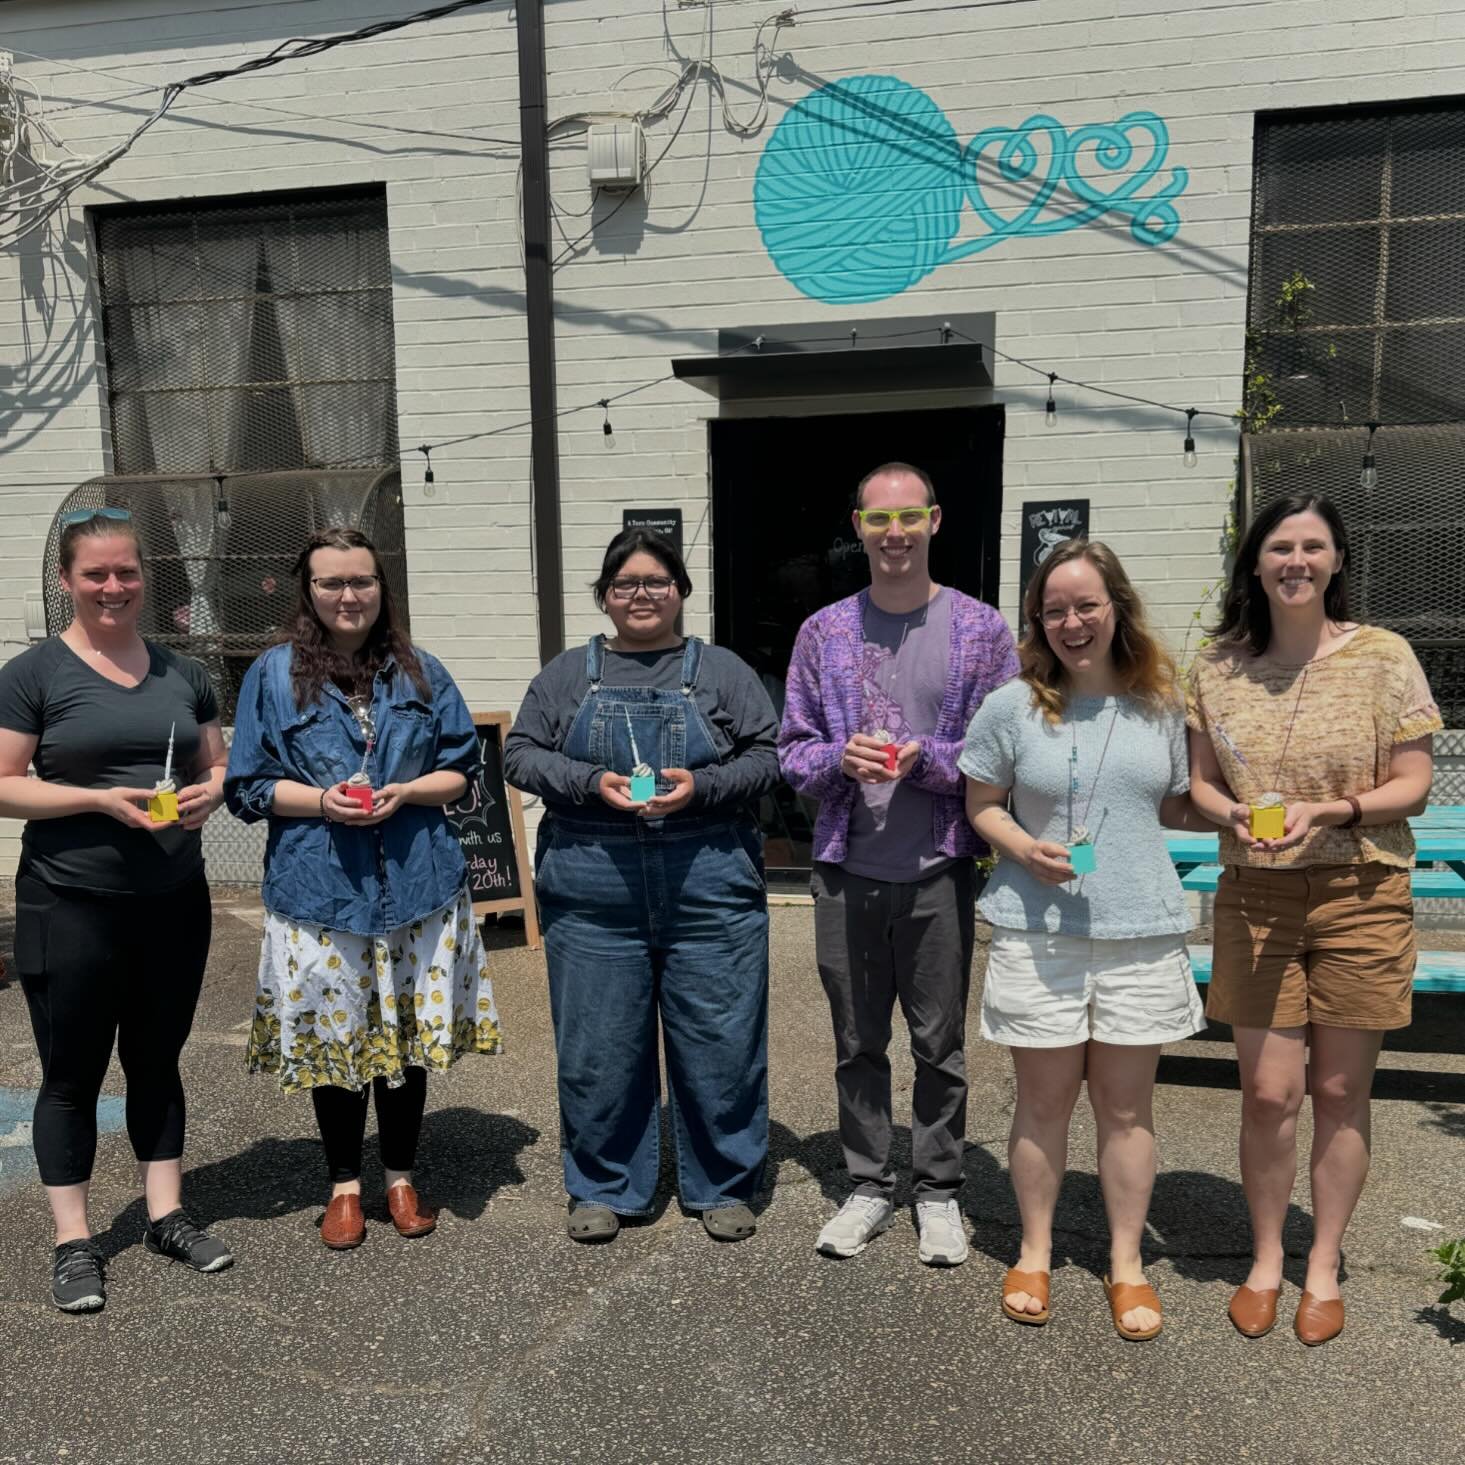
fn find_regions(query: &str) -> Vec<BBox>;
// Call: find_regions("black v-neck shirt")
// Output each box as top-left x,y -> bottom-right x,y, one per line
0,638 -> 219,893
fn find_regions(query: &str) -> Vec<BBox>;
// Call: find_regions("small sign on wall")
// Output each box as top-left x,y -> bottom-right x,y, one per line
1019,500 -> 1089,627
622,508 -> 683,555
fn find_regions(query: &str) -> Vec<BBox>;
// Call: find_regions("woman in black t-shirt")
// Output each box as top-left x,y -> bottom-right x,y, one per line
0,510 -> 233,1314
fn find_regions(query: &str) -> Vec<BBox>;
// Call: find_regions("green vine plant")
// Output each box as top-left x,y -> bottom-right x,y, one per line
1183,271 -> 1323,667
1433,1238 -> 1465,1307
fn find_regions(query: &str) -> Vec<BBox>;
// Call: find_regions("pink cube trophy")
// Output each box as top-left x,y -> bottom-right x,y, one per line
148,722 -> 180,823
341,697 -> 376,812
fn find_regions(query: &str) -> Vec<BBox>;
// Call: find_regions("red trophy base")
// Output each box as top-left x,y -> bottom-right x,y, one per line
341,783 -> 375,812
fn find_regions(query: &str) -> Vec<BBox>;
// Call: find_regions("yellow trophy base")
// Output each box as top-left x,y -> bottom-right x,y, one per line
1249,804 -> 1285,839
149,791 -> 180,823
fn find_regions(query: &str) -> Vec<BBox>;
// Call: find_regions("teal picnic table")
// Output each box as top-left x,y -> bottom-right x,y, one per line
1165,806 -> 1465,996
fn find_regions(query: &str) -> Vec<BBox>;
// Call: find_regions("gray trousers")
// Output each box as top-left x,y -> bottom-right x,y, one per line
811,860 -> 976,1203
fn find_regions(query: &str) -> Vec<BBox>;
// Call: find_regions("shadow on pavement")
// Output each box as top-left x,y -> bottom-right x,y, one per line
90,1106 -> 539,1259
1414,1305 -> 1465,1344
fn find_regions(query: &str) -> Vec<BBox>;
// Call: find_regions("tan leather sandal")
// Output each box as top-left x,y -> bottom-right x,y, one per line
1001,1267 -> 1050,1325
1104,1275 -> 1163,1341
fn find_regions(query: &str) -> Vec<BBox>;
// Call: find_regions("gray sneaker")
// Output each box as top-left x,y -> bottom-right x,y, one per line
915,1198 -> 969,1266
816,1194 -> 895,1258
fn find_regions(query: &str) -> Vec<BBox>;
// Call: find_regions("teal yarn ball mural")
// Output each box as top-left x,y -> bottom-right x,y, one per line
754,76 -> 1191,305
754,75 -> 966,306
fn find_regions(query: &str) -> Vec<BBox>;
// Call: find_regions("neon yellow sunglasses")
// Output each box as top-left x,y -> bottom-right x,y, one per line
856,506 -> 936,532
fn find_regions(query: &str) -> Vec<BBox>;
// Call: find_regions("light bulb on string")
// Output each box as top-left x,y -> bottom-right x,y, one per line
1359,422 -> 1379,490
213,473 -> 232,531
419,445 -> 435,498
1183,409 -> 1198,468
599,398 -> 616,449
1044,373 -> 1058,428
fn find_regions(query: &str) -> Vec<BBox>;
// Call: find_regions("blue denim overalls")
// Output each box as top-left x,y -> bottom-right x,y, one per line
535,635 -> 769,1215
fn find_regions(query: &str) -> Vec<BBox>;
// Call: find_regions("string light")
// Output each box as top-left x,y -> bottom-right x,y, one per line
598,398 -> 615,448
1183,408 -> 1198,468
1360,421 -> 1379,490
418,444 -> 435,497
213,473 -> 231,531
1044,373 -> 1057,428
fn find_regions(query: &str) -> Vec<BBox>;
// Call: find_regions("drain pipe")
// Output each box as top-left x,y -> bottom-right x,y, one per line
516,0 -> 565,664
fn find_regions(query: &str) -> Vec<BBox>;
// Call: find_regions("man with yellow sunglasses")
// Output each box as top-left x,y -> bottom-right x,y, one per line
778,462 -> 1018,1269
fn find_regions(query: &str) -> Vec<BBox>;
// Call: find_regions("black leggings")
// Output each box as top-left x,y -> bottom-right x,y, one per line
15,871 -> 211,1187
310,1068 -> 428,1183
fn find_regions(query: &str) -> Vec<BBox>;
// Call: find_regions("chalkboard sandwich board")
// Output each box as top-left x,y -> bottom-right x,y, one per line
444,712 -> 541,949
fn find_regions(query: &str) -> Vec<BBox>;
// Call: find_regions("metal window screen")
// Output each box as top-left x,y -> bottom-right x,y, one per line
93,185 -> 400,474
44,467 -> 408,723
1245,102 -> 1465,727
1242,427 -> 1465,727
1248,100 -> 1465,426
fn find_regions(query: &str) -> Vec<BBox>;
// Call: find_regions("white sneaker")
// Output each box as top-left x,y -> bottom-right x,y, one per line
916,1199 -> 969,1267
815,1194 -> 895,1258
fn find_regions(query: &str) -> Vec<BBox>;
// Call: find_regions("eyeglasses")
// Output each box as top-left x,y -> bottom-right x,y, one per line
311,575 -> 381,596
1038,599 -> 1111,629
856,507 -> 935,533
61,507 -> 133,527
607,576 -> 676,602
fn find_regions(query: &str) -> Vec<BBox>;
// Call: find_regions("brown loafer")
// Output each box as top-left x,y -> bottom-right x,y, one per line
386,1183 -> 437,1238
1294,1290 -> 1344,1346
1103,1275 -> 1163,1341
321,1193 -> 365,1250
1228,1284 -> 1280,1338
1001,1267 -> 1050,1325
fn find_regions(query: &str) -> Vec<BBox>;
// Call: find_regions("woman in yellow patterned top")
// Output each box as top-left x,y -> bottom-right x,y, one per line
1187,494 -> 1440,1347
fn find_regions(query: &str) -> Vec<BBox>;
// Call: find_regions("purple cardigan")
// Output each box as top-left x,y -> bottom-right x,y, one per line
777,588 -> 1019,866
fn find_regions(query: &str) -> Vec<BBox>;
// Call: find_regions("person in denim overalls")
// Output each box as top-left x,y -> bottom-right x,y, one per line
506,529 -> 779,1244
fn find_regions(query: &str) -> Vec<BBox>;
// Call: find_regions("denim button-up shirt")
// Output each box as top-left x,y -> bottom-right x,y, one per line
224,643 -> 480,937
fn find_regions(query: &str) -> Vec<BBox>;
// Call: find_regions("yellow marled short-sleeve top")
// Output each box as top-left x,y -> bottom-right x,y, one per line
1185,625 -> 1442,869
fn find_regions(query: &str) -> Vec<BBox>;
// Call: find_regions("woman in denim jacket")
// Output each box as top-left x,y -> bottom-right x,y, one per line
226,528 -> 501,1250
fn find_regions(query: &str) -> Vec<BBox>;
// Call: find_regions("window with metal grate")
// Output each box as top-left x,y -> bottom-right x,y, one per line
93,184 -> 400,475
1245,100 -> 1465,726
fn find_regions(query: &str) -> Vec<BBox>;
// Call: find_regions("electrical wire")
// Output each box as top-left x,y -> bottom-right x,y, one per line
0,0 -> 501,248
550,2 -> 795,270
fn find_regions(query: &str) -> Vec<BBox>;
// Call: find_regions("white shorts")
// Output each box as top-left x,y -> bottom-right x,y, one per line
982,928 -> 1205,1049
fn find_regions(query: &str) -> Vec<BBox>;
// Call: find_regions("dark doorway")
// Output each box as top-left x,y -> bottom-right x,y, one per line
710,404 -> 1005,880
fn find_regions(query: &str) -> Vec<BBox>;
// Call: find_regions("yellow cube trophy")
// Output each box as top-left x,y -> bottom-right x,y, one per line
149,722 -> 180,823
1250,791 -> 1286,840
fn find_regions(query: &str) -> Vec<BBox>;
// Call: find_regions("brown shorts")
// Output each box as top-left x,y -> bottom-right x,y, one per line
1209,862 -> 1414,1031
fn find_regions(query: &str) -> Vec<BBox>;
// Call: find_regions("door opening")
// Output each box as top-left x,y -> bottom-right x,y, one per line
710,404 -> 1005,881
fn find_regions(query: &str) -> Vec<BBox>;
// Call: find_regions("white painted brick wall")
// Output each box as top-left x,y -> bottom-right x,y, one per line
0,0 -> 1459,875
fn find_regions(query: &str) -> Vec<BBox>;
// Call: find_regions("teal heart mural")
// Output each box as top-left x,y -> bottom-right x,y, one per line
754,75 -> 1191,305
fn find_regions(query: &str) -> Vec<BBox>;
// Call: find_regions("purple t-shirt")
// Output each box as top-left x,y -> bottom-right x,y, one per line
841,588 -> 954,883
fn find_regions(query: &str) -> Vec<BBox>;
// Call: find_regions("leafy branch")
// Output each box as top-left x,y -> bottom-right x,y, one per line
1433,1238 -> 1465,1306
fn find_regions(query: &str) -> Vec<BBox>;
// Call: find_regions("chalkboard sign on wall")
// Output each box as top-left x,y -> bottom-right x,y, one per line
443,712 -> 541,949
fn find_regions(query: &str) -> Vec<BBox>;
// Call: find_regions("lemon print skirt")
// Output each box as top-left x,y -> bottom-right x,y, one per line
247,885 -> 503,1095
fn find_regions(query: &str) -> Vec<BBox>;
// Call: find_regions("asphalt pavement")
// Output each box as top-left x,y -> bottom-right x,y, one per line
1,889 -> 1462,1465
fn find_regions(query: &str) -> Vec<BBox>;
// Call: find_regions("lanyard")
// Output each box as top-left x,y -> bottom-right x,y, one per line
1068,705 -> 1120,842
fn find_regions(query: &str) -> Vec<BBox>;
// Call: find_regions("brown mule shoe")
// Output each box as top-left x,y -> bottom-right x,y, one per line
386,1183 -> 438,1238
1294,1291 -> 1344,1346
1228,1285 -> 1280,1338
321,1193 -> 366,1250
